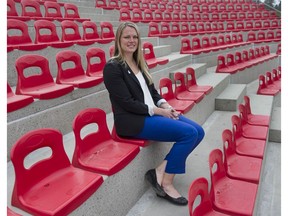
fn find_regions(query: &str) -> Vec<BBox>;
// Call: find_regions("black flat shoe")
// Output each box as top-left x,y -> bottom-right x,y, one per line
157,193 -> 188,206
145,169 -> 166,196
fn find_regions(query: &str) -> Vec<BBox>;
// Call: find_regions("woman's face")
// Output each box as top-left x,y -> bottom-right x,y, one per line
120,26 -> 139,56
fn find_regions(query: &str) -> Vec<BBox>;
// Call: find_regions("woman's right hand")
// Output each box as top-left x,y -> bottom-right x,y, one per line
153,107 -> 180,120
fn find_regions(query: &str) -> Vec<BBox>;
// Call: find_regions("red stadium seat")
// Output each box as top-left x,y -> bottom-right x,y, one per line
7,83 -> 34,113
21,0 -> 43,19
243,96 -> 270,126
10,128 -> 104,216
15,54 -> 74,99
257,74 -> 280,96
188,177 -> 229,216
209,149 -> 258,216
142,42 -> 169,69
64,3 -> 90,22
61,20 -> 82,42
159,77 -> 195,114
44,1 -> 64,20
100,21 -> 115,42
86,47 -> 106,77
174,72 -> 205,103
186,67 -> 213,94
7,19 -> 47,51
222,129 -> 262,184
231,115 -> 266,158
119,8 -> 131,21
82,21 -> 112,44
266,71 -> 281,91
131,8 -> 143,23
272,68 -> 281,89
148,22 -> 161,37
72,108 -> 140,175
56,50 -> 103,88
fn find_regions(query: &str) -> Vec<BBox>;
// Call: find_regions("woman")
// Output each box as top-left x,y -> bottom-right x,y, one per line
103,22 -> 205,206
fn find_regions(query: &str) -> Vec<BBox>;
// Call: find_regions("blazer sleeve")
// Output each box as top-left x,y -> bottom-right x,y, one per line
103,60 -> 150,115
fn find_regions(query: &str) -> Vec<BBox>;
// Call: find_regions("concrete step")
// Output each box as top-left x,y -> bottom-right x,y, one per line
215,84 -> 247,111
269,106 -> 281,143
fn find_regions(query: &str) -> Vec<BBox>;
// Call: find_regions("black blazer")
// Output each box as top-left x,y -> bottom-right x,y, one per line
103,59 -> 163,137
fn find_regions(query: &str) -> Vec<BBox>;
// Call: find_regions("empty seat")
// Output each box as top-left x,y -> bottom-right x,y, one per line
159,77 -> 195,114
174,72 -> 205,103
119,7 -> 131,21
21,0 -> 43,19
60,20 -> 83,43
15,54 -> 74,99
7,83 -> 34,112
64,3 -> 90,22
100,21 -> 115,42
222,129 -> 262,184
185,67 -> 213,94
56,50 -> 103,88
257,74 -> 280,96
131,8 -> 143,23
10,128 -> 104,216
44,1 -> 64,20
209,149 -> 258,216
188,177 -> 229,216
86,47 -> 106,77
231,115 -> 266,158
142,42 -> 169,69
34,20 -> 74,48
7,0 -> 30,21
72,108 -> 140,175
7,19 -> 48,51
243,95 -> 270,126
272,68 -> 281,89
266,71 -> 281,91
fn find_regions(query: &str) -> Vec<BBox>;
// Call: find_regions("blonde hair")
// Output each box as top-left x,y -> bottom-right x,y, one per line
112,22 -> 153,84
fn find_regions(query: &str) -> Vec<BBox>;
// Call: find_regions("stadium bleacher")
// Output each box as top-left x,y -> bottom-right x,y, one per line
7,0 -> 281,215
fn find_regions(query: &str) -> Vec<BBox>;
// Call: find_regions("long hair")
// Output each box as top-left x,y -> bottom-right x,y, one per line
113,22 -> 153,84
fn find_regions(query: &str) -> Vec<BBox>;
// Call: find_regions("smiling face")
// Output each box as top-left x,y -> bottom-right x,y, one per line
120,26 -> 139,58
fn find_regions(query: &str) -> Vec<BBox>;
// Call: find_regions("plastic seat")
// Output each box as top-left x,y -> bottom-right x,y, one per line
131,8 -> 143,23
7,19 -> 47,51
142,42 -> 169,69
34,20 -> 74,48
266,71 -> 281,91
15,54 -> 74,99
238,104 -> 269,140
44,1 -> 64,20
174,72 -> 205,103
148,22 -> 161,37
186,67 -> 213,94
188,177 -> 229,216
8,0 -> 30,20
222,129 -> 262,184
61,20 -> 82,43
201,36 -> 211,53
272,68 -> 281,89
154,9 -> 164,22
64,3 -> 90,22
7,83 -> 34,113
159,77 -> 195,114
21,0 -> 43,19
100,21 -> 115,42
243,95 -> 270,127
56,50 -> 103,88
11,128 -> 104,216
119,8 -> 131,21
72,108 -> 140,175
231,115 -> 266,158
86,47 -> 106,77
209,149 -> 258,216
216,55 -> 232,73
143,9 -> 154,23
257,74 -> 280,96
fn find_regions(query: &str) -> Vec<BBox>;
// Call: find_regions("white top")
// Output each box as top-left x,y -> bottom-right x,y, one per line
135,72 -> 166,116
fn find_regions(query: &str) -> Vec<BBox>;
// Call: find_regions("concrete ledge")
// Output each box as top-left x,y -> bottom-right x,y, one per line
215,84 -> 247,111
269,106 -> 281,143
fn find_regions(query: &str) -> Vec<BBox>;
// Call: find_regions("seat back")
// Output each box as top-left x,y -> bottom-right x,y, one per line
247,31 -> 256,42
231,114 -> 243,140
174,72 -> 187,94
186,67 -> 197,87
257,74 -> 268,94
265,71 -> 274,86
188,177 -> 214,216
132,8 -> 143,22
56,50 -> 85,82
11,128 -> 71,206
82,21 -> 100,40
191,37 -> 201,50
216,55 -> 226,71
159,77 -> 175,101
201,36 -> 210,49
234,51 -> 242,64
34,19 -> 61,43
180,38 -> 191,53
64,3 -> 80,19
44,1 -> 62,18
72,108 -> 111,164
86,47 -> 106,76
243,95 -> 252,115
7,19 -> 32,45
161,22 -> 171,35
210,35 -> 218,47
119,8 -> 131,21
61,20 -> 81,41
7,0 -> 18,16
15,54 -> 54,94
226,53 -> 235,67
222,129 -> 236,168
209,149 -> 226,201
142,42 -> 156,60
21,0 -> 42,17
100,21 -> 115,39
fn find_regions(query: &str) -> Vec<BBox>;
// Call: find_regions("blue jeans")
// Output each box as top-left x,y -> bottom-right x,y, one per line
133,115 -> 205,174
